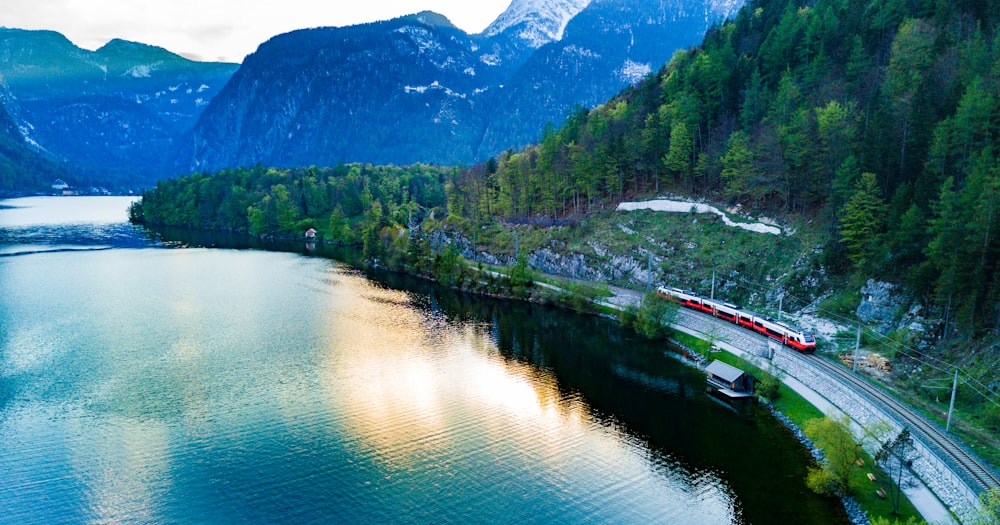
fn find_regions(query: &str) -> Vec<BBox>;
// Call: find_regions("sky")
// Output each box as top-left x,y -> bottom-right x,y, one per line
2,0 -> 513,63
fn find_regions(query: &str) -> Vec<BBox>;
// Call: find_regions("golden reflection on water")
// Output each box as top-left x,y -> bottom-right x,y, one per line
70,417 -> 171,525
317,268 -> 596,469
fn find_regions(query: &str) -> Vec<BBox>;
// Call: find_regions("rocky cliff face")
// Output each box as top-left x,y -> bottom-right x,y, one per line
0,77 -> 68,192
857,279 -> 927,335
187,0 -> 745,173
0,29 -> 237,187
189,13 -> 498,171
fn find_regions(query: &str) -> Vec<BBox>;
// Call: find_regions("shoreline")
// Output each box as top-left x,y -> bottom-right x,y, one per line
142,223 -> 970,524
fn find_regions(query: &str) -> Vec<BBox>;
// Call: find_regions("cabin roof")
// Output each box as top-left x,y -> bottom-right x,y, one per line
705,360 -> 745,383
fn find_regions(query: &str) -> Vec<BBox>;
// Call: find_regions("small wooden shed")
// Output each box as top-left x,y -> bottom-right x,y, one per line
705,360 -> 755,396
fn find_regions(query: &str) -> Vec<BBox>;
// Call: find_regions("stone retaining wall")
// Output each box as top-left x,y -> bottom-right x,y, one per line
668,310 -> 981,523
771,350 -> 981,523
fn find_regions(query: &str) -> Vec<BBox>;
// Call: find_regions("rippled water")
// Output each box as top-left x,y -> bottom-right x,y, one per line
0,197 -> 847,524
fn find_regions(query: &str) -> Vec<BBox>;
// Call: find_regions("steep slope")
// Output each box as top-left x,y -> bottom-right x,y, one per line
0,83 -> 68,192
476,0 -> 592,70
476,0 -> 744,158
188,0 -> 743,172
451,0 -> 1000,339
0,29 -> 238,187
483,0 -> 592,45
189,13 -> 496,172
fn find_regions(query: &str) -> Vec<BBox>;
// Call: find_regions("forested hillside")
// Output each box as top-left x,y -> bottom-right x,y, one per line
0,92 -> 67,192
133,164 -> 451,265
137,0 -> 1000,338
448,0 -> 1000,335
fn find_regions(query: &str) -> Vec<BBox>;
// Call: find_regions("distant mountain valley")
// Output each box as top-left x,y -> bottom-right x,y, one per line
0,0 -> 742,191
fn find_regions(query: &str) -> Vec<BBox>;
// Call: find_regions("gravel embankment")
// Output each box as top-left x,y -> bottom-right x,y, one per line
596,284 -> 978,524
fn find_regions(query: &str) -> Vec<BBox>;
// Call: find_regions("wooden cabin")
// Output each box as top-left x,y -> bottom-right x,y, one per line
705,360 -> 756,397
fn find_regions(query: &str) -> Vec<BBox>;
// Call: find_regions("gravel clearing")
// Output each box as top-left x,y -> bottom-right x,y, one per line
617,199 -> 783,235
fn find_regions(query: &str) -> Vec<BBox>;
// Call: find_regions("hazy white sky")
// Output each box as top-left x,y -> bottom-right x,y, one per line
2,0 -> 512,63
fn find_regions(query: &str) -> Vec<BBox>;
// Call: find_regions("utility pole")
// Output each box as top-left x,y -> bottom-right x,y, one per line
778,295 -> 783,321
853,325 -> 861,373
946,369 -> 959,433
711,270 -> 716,300
647,251 -> 653,290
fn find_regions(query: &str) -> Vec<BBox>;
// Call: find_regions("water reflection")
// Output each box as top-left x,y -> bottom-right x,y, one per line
311,269 -> 748,523
0,197 -> 847,524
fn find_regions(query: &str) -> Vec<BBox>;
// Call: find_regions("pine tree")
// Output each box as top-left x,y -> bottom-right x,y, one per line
840,172 -> 887,271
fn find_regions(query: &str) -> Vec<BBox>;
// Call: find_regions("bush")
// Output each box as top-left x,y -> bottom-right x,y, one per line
629,292 -> 678,340
756,372 -> 782,401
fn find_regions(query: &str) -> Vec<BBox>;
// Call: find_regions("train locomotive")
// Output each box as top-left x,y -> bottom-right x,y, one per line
656,286 -> 817,353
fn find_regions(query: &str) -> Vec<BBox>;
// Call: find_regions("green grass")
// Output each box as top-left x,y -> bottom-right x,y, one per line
695,349 -> 923,523
846,456 -> 922,521
533,274 -> 614,298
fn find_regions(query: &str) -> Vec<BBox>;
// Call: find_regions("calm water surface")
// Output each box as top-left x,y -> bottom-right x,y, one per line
0,197 -> 847,524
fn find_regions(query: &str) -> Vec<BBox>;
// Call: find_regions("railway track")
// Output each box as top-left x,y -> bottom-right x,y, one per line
669,304 -> 1000,495
603,286 -> 1000,496
796,351 -> 1000,495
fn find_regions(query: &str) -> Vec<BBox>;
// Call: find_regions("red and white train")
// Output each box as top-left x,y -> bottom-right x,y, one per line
656,286 -> 816,353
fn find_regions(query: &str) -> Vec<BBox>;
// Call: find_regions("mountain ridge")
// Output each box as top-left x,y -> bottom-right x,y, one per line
0,27 -> 238,189
186,0 -> 743,173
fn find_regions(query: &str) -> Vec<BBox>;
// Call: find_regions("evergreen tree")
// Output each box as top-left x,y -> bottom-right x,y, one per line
840,172 -> 887,271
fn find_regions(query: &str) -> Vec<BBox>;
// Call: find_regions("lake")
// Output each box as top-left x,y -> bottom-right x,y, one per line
0,196 -> 847,524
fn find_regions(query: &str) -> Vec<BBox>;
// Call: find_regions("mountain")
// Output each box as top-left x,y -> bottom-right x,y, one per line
448,0 -> 1000,339
0,28 -> 238,188
187,0 -> 743,173
477,0 -> 592,69
188,13 -> 496,171
0,81 -> 68,193
476,0 -> 743,157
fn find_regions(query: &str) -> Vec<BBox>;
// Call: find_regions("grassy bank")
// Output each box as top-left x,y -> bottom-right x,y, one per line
670,332 -> 923,523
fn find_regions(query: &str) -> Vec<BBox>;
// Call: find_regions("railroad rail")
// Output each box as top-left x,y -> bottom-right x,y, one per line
795,351 -> 1000,495
670,304 -> 1000,496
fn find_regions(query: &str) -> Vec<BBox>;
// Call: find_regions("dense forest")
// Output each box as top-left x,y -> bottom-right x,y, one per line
133,163 -> 460,270
135,0 -> 1000,336
447,0 -> 1000,334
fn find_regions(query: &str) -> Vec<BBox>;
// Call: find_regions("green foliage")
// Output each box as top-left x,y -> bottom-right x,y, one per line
135,163 -> 449,245
840,172 -> 887,271
755,371 -> 783,401
805,465 -> 840,497
433,244 -> 464,288
555,282 -> 603,313
974,488 -> 1000,525
869,517 -> 926,525
508,252 -> 534,297
431,0 -> 1000,334
627,292 -> 678,340
804,414 -> 861,497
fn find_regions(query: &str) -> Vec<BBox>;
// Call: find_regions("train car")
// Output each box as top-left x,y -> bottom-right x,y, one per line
656,286 -> 816,353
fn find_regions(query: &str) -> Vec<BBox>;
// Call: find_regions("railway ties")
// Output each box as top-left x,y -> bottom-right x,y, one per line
802,352 -> 1000,495
671,305 -> 1000,496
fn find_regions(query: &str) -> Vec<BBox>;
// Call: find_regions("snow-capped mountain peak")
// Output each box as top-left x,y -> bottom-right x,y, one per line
482,0 -> 592,48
